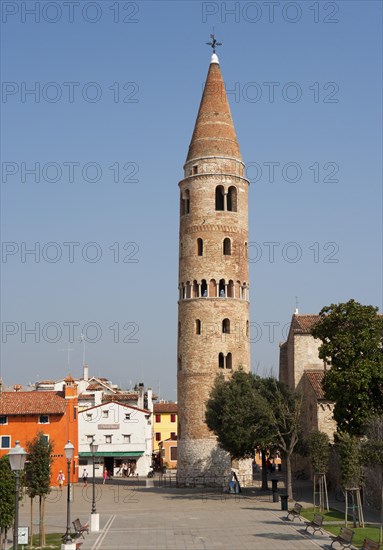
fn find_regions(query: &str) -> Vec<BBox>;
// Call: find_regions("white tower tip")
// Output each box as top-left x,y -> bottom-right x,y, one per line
210,53 -> 219,64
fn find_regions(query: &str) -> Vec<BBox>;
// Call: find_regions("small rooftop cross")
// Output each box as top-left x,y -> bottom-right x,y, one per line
206,33 -> 222,54
58,341 -> 74,368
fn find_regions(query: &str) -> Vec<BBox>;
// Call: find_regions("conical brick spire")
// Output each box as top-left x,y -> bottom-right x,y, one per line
186,55 -> 242,163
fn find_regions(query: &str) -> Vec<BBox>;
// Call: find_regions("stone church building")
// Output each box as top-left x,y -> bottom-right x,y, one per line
177,49 -> 251,480
279,312 -> 336,443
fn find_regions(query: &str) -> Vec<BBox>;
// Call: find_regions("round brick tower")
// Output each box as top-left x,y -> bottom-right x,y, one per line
177,52 -> 250,480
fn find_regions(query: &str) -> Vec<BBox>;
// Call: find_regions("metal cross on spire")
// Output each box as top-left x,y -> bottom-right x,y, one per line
206,33 -> 222,54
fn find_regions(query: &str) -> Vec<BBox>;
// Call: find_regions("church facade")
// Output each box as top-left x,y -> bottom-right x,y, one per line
177,51 -> 250,479
279,313 -> 336,442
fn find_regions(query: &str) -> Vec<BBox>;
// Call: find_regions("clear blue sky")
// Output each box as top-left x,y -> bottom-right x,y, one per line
1,0 -> 382,399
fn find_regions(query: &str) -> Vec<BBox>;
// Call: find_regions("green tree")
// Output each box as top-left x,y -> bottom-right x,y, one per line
336,431 -> 363,489
260,377 -> 303,499
0,456 -> 15,549
306,431 -> 330,474
335,431 -> 363,527
362,416 -> 383,543
205,371 -> 303,498
205,370 -> 273,490
25,432 -> 54,547
306,431 -> 330,511
311,299 -> 383,435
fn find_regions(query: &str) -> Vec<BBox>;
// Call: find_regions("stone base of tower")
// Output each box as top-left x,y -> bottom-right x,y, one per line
177,439 -> 231,485
231,457 -> 253,487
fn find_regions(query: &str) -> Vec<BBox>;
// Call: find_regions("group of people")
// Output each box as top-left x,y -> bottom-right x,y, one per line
116,461 -> 136,477
57,462 -> 137,489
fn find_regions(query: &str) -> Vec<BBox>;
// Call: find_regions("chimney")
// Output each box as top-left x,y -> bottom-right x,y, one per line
64,375 -> 78,398
138,383 -> 144,409
83,364 -> 89,382
13,384 -> 22,392
94,390 -> 102,406
147,388 -> 153,412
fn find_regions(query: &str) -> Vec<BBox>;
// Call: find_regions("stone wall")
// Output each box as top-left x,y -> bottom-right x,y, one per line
293,334 -> 322,389
177,438 -> 231,481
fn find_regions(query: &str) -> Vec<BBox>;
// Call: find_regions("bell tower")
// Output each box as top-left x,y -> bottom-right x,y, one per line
177,49 -> 250,479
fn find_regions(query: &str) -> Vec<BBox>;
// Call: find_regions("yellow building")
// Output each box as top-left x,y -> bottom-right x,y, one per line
153,402 -> 178,453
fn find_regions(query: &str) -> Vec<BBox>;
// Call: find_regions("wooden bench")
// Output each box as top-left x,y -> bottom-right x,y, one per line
330,527 -> 354,548
304,513 -> 324,535
287,502 -> 302,521
72,518 -> 89,539
362,539 -> 380,550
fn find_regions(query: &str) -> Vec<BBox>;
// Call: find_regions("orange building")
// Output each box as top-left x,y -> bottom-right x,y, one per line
0,377 -> 78,485
158,437 -> 178,470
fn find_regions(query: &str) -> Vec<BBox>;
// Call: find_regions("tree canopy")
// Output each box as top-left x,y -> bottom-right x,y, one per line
306,431 -> 330,474
205,370 -> 269,459
311,299 -> 383,435
205,370 -> 302,498
0,456 -> 15,548
25,432 -> 54,499
25,432 -> 54,546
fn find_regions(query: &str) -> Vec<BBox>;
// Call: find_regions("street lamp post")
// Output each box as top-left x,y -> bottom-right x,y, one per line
90,438 -> 100,532
8,440 -> 27,550
62,441 -> 74,545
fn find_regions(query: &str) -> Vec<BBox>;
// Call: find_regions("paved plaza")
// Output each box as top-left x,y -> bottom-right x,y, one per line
15,475 -> 380,550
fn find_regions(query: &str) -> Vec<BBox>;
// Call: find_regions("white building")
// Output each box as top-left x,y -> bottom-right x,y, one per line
78,399 -> 153,477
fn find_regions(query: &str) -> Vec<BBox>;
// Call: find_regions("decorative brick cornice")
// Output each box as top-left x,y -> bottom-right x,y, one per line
179,173 -> 249,187
185,224 -> 244,235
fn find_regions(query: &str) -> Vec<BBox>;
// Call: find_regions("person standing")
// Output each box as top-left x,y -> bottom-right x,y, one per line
103,467 -> 108,484
57,470 -> 65,491
82,469 -> 88,487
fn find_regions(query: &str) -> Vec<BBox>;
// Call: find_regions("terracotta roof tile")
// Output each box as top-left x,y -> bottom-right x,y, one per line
154,403 -> 178,414
101,393 -> 139,403
86,383 -> 104,391
291,314 -> 320,334
0,391 -> 66,415
186,61 -> 242,162
304,370 -> 326,399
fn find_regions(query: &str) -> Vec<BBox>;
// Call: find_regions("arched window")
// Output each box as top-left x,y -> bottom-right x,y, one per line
223,238 -> 231,255
196,319 -> 201,335
219,279 -> 226,297
227,280 -> 234,298
179,241 -> 183,258
178,322 -> 181,338
243,283 -> 248,301
192,280 -> 199,298
244,241 -> 248,258
222,319 -> 230,334
227,186 -> 237,212
201,279 -> 208,297
215,185 -> 224,211
236,280 -> 241,298
197,238 -> 203,256
209,278 -> 217,298
178,356 -> 182,371
218,353 -> 224,369
186,281 -> 191,299
180,189 -> 191,215
226,353 -> 232,369
246,320 -> 249,338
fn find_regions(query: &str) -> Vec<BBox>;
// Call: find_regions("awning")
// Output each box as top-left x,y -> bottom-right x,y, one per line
79,452 -> 144,457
